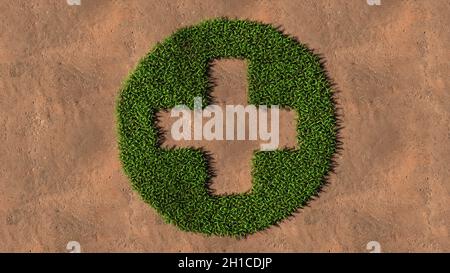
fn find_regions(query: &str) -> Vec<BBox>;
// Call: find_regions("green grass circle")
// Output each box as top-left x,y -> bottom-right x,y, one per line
117,18 -> 337,236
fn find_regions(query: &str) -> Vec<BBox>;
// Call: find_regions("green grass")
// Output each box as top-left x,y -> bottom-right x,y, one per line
116,18 -> 337,236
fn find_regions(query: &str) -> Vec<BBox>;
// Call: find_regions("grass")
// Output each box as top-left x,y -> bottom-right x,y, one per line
116,18 -> 337,236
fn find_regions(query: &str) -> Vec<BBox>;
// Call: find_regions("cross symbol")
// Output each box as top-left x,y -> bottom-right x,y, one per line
158,59 -> 297,195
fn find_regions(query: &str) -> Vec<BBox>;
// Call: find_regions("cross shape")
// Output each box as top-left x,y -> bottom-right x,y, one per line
158,60 -> 297,195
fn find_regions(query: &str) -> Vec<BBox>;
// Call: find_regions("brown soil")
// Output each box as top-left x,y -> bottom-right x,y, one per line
0,0 -> 449,252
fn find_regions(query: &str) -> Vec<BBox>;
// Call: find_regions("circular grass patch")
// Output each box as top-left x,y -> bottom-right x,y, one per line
117,18 -> 337,236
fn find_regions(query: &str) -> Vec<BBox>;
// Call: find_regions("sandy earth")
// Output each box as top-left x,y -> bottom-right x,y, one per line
0,0 -> 449,252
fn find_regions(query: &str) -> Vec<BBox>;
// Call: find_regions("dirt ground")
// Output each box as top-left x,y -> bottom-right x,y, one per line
1,0 -> 449,252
